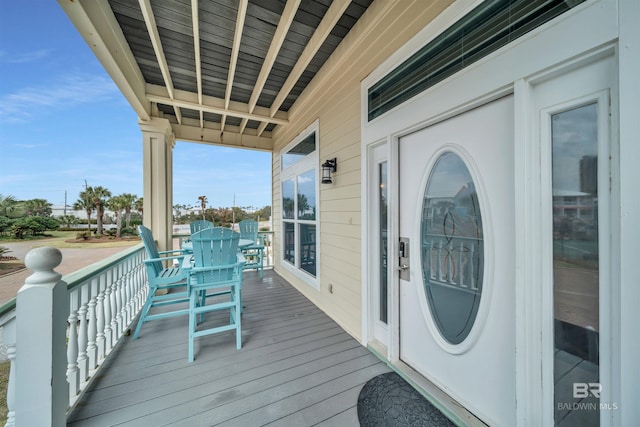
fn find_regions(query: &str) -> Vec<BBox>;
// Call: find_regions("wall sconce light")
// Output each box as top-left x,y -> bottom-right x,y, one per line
321,158 -> 337,184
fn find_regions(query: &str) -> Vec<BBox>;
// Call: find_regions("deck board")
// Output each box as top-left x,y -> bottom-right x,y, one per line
68,270 -> 390,426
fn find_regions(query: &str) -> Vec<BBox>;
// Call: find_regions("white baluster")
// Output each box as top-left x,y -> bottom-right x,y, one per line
137,259 -> 147,311
110,269 -> 119,342
103,270 -> 113,353
87,278 -> 98,370
118,263 -> 126,332
122,259 -> 131,327
446,240 -> 453,284
4,342 -> 15,427
458,241 -> 465,288
67,289 -> 80,400
129,261 -> 137,318
426,242 -> 433,280
77,285 -> 89,384
469,242 -> 476,290
112,267 -> 121,340
96,273 -> 106,362
437,239 -> 444,282
129,258 -> 139,323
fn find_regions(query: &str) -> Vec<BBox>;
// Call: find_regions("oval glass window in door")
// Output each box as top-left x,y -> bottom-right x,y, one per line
421,152 -> 484,345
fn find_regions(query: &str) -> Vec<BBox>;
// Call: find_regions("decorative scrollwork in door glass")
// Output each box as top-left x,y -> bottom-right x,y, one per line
420,152 -> 484,345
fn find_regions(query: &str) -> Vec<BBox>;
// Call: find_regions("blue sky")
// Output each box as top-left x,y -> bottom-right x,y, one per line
0,1 -> 272,211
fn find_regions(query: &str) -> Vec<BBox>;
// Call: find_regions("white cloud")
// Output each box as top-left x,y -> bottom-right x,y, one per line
6,49 -> 52,64
0,72 -> 119,123
13,143 -> 46,149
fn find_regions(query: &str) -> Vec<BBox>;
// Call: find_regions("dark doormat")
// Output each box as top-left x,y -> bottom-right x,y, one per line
358,372 -> 456,426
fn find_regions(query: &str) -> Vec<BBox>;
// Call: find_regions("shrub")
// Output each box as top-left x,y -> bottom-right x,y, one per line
121,227 -> 137,236
76,231 -> 90,240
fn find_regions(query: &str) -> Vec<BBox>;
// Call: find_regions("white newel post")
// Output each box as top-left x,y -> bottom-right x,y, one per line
15,247 -> 69,427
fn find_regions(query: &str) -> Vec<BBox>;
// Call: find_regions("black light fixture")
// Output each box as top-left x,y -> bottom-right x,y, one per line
321,158 -> 337,184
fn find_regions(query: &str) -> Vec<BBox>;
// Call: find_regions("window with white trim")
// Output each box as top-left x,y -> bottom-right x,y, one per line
281,121 -> 319,287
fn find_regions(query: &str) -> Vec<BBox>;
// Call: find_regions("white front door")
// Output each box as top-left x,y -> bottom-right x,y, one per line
398,95 -> 516,425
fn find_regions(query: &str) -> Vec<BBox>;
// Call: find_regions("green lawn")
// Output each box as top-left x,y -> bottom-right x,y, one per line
1,230 -> 140,249
0,360 -> 8,425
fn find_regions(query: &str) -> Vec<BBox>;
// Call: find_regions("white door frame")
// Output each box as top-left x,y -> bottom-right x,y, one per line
362,140 -> 393,353
519,54 -> 617,426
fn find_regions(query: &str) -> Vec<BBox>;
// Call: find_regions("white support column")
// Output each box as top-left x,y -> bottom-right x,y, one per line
140,117 -> 175,252
15,247 -> 68,427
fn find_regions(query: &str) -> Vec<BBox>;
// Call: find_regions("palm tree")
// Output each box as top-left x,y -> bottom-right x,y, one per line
198,195 -> 208,220
88,186 -> 112,235
74,191 -> 94,232
119,193 -> 137,229
107,195 -> 128,238
58,214 -> 78,228
134,197 -> 143,217
23,198 -> 52,217
0,194 -> 18,218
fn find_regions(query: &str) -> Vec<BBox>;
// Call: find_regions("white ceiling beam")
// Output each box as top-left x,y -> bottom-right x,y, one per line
191,0 -> 204,128
240,0 -> 301,134
139,0 -> 182,124
223,0 -> 248,133
191,0 -> 203,107
58,0 -> 151,120
256,121 -> 269,137
226,0 -> 248,110
146,85 -> 289,125
270,0 -> 351,118
172,121 -> 273,152
248,0 -> 301,113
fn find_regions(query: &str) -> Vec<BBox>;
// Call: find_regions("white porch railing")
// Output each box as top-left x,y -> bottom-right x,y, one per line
0,243 -> 146,427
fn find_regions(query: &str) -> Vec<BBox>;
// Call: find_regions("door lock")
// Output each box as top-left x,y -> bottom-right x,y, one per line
399,237 -> 410,281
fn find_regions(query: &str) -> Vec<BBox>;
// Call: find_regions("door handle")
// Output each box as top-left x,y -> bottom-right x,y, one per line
399,237 -> 410,280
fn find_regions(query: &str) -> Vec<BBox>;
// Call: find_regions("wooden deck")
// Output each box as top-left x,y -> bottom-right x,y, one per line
68,269 -> 390,426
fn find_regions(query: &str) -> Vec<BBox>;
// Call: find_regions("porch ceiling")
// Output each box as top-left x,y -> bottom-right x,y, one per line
59,0 -> 374,151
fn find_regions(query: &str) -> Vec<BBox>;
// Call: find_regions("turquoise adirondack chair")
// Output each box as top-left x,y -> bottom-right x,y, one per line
134,225 -> 190,340
238,219 -> 264,278
187,227 -> 244,362
182,220 -> 215,253
190,219 -> 214,235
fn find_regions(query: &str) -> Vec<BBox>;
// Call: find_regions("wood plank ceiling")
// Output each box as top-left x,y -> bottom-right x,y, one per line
106,0 -> 374,147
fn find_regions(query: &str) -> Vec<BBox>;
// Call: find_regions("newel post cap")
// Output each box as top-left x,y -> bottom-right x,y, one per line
24,247 -> 62,286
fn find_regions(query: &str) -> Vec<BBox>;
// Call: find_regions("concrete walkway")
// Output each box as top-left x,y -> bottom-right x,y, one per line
0,241 -> 135,305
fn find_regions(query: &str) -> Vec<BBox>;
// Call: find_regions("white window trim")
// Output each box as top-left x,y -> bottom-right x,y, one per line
280,120 -> 320,290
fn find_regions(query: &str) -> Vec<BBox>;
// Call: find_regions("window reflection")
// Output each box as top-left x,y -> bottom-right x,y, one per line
282,179 -> 295,219
299,224 -> 316,276
284,222 -> 295,265
379,162 -> 388,324
421,152 -> 484,345
297,170 -> 316,220
552,103 -> 599,426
